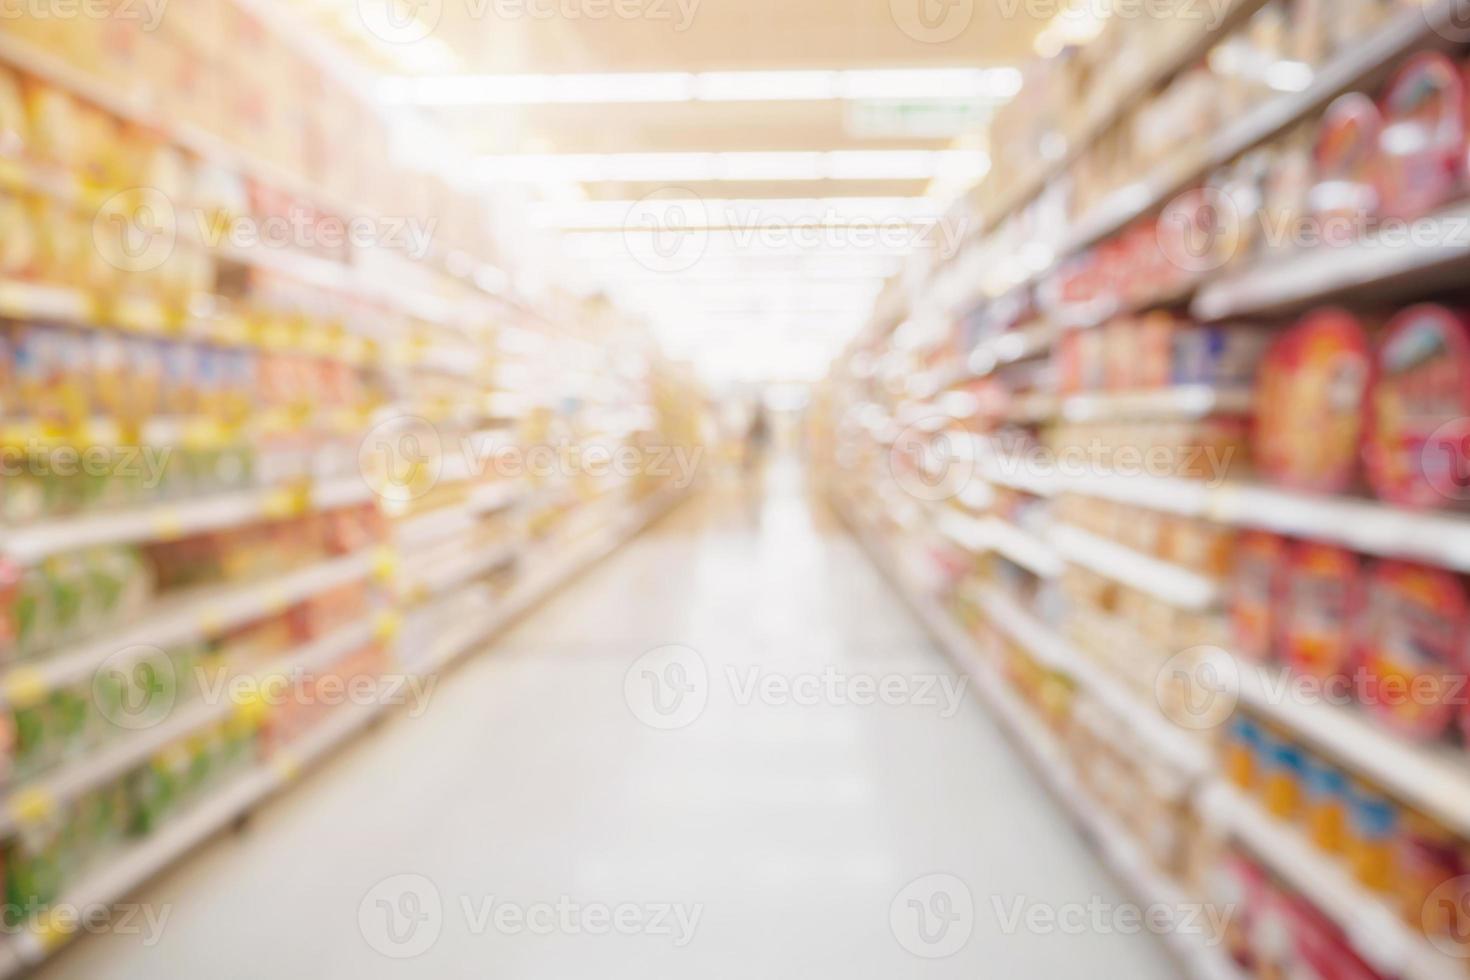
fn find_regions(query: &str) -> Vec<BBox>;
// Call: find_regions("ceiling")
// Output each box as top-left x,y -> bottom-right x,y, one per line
315,0 -> 1053,384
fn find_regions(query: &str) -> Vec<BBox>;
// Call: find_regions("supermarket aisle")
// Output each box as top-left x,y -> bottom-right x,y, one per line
39,464 -> 1174,980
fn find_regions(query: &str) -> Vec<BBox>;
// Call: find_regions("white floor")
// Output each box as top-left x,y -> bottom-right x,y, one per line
38,463 -> 1175,979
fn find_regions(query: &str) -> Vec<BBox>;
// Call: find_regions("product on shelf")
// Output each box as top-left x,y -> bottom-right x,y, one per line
1357,561 -> 1468,742
1376,53 -> 1468,221
1310,93 -> 1383,227
1232,532 -> 1289,664
1255,309 -> 1373,494
1364,304 -> 1470,510
1280,542 -> 1363,682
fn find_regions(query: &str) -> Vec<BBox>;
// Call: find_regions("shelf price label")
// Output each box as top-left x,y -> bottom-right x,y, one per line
8,787 -> 57,830
373,609 -> 403,642
371,546 -> 399,585
3,668 -> 48,711
262,481 -> 313,521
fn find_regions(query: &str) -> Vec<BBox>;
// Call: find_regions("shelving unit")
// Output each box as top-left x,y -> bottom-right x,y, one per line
0,487 -> 689,976
816,4 -> 1470,978
835,496 -> 1233,980
1234,661 -> 1470,838
1201,783 -> 1464,980
1048,524 -> 1223,611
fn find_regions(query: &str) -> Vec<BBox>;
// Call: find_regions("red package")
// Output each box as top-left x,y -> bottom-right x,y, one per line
1365,305 -> 1470,509
1232,531 -> 1290,662
1255,309 -> 1373,493
1377,53 -> 1467,220
1357,561 -> 1469,741
1281,542 -> 1363,682
1311,93 -> 1383,235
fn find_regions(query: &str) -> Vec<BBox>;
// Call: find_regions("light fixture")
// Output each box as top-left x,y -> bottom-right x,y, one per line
478,150 -> 990,184
382,68 -> 1024,107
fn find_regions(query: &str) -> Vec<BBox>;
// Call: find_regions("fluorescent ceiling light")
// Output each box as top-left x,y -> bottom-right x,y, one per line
479,150 -> 989,184
382,68 -> 1022,106
531,197 -> 948,230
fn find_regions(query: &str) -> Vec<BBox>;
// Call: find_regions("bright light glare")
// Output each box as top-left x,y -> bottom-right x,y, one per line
382,68 -> 1023,106
479,150 -> 990,183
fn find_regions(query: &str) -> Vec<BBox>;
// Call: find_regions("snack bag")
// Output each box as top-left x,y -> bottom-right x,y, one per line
1365,305 -> 1470,509
1357,561 -> 1468,741
1310,93 -> 1382,237
1377,53 -> 1467,220
1255,309 -> 1372,493
1232,531 -> 1289,662
1281,542 -> 1363,681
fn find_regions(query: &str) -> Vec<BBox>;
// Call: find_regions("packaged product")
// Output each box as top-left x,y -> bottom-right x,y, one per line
1224,714 -> 1263,789
1254,309 -> 1372,493
1345,783 -> 1399,892
4,824 -> 62,924
1310,93 -> 1383,233
0,68 -> 26,158
1357,561 -> 1468,741
1231,531 -> 1289,662
1261,730 -> 1306,820
1280,542 -> 1363,681
1398,810 -> 1462,931
1302,755 -> 1349,854
1173,325 -> 1269,388
1285,892 -> 1384,980
1377,53 -> 1467,220
1365,305 -> 1470,509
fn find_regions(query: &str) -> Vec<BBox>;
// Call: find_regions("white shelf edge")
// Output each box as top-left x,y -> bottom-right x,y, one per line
1049,523 -> 1223,611
0,619 -> 378,838
835,498 -> 1233,980
1235,661 -> 1470,838
973,586 -> 1212,775
1201,781 -> 1464,980
2,550 -> 379,705
980,466 -> 1470,575
3,477 -> 376,566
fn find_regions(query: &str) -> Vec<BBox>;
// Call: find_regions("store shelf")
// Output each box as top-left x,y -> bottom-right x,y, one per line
1058,386 -> 1253,424
0,618 -> 378,839
0,550 -> 381,707
965,0 -> 1269,237
1235,661 -> 1470,838
395,483 -> 526,550
1195,200 -> 1470,320
971,586 -> 1211,775
986,1 -> 1458,304
938,512 -> 1064,579
987,465 -> 1470,574
409,486 -> 689,677
0,488 -> 687,976
2,477 -> 377,566
836,498 -> 1230,978
403,541 -> 519,600
1202,782 -> 1463,980
1049,524 -> 1223,611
